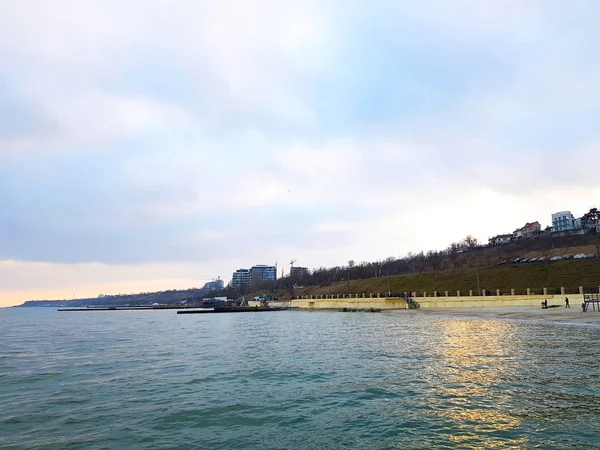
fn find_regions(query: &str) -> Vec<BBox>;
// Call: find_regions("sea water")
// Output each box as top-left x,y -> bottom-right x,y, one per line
1,308 -> 600,449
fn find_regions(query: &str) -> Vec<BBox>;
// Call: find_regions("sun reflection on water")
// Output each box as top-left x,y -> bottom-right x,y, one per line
428,318 -> 527,447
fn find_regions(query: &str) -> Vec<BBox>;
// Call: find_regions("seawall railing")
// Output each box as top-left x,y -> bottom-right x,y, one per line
294,286 -> 600,300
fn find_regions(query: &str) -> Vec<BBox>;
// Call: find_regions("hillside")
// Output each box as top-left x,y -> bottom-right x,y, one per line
18,288 -> 210,308
289,259 -> 600,298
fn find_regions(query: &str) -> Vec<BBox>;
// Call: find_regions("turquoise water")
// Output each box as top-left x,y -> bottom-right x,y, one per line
1,308 -> 600,449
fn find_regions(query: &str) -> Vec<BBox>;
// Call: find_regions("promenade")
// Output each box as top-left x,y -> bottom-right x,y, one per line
402,306 -> 600,324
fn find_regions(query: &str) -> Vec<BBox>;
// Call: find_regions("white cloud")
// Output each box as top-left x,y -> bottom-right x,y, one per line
1,0 -> 600,303
0,88 -> 197,157
50,91 -> 195,141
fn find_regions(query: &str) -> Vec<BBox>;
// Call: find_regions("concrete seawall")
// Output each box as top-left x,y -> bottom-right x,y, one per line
416,294 -> 582,308
290,294 -> 582,310
291,297 -> 409,310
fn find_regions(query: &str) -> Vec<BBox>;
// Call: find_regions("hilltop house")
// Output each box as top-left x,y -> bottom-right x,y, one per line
521,221 -> 541,238
488,234 -> 513,246
512,221 -> 541,239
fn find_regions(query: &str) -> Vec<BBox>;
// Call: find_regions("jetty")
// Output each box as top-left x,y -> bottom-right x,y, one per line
177,305 -> 290,314
59,306 -> 199,312
58,304 -> 290,314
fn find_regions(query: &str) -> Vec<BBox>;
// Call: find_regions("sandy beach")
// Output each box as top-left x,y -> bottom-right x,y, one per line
398,306 -> 600,324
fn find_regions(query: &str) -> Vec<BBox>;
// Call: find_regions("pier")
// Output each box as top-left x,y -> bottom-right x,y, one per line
177,306 -> 290,314
58,305 -> 290,313
59,306 -> 200,312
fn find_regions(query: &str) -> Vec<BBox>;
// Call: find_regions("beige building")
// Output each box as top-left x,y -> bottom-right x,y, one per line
514,221 -> 541,239
521,221 -> 541,238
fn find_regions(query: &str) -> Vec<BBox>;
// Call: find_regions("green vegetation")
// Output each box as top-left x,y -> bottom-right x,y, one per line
292,259 -> 600,297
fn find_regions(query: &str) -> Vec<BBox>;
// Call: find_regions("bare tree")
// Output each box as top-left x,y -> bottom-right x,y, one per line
463,235 -> 479,248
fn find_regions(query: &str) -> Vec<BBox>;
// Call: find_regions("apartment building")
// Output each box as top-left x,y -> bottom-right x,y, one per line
231,269 -> 250,289
552,211 -> 575,232
249,265 -> 277,282
290,266 -> 309,277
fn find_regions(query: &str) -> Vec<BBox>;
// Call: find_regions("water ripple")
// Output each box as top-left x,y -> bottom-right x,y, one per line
1,308 -> 600,449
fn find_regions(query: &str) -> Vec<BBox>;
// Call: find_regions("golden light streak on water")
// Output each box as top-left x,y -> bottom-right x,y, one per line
433,318 -> 527,447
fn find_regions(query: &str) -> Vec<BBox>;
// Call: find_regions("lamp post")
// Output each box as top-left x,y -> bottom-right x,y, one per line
474,254 -> 481,295
346,267 -> 350,294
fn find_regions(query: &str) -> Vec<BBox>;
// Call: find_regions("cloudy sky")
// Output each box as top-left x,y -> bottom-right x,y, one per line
1,0 -> 599,306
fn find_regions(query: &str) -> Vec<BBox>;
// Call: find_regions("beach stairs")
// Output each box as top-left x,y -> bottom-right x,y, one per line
583,293 -> 600,312
403,296 -> 420,309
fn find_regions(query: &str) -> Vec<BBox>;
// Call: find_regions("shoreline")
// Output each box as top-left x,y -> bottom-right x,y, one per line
394,305 -> 600,324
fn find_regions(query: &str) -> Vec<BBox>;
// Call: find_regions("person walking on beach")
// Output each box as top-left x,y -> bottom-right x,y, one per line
565,297 -> 570,308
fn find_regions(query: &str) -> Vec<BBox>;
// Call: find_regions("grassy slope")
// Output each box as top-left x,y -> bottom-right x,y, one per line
291,259 -> 600,297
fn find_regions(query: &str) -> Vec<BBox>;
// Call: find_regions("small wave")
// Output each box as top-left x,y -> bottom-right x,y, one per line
61,415 -> 91,425
48,396 -> 88,406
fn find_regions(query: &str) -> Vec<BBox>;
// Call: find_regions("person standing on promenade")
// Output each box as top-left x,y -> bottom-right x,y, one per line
565,297 -> 570,308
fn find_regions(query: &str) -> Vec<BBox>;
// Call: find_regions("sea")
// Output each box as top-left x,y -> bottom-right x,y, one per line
1,307 -> 600,449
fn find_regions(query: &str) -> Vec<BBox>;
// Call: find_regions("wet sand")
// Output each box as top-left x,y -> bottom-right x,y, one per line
398,306 -> 600,324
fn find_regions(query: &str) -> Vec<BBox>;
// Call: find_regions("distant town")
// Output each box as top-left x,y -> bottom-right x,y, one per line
227,208 -> 600,291
488,209 -> 600,246
17,207 -> 600,308
81,206 -> 600,298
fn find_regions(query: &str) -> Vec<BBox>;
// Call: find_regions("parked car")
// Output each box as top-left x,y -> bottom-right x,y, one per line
562,254 -> 574,259
550,256 -> 562,261
574,253 -> 587,259
587,254 -> 597,259
537,256 -> 548,262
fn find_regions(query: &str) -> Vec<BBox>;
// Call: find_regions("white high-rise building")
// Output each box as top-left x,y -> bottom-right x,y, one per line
551,211 -> 575,232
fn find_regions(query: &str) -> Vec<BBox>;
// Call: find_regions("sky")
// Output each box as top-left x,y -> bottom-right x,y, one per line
1,0 -> 600,306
